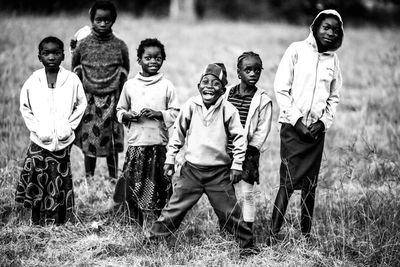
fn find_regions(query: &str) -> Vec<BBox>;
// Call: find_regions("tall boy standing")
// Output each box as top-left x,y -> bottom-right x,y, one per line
148,63 -> 255,251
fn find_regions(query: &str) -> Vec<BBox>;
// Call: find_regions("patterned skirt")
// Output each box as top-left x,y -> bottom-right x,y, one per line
15,142 -> 74,214
74,91 -> 124,157
121,145 -> 172,211
279,123 -> 325,191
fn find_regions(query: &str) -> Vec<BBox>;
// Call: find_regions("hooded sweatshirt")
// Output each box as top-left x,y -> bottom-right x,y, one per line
19,66 -> 87,151
116,72 -> 179,146
274,9 -> 344,130
165,95 -> 246,171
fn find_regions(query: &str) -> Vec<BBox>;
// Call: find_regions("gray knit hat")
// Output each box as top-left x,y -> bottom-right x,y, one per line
200,63 -> 228,86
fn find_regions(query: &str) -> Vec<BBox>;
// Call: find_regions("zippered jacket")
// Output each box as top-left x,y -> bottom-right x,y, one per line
224,86 -> 272,152
274,9 -> 343,130
20,66 -> 87,151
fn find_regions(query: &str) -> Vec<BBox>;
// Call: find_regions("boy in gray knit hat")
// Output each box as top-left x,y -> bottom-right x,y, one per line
147,63 -> 258,254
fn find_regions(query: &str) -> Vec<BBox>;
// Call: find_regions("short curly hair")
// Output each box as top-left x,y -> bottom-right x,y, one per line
38,36 -> 64,53
89,0 -> 117,22
137,38 -> 166,60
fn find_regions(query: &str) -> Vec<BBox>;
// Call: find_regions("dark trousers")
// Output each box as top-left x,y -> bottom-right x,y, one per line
270,186 -> 316,237
149,162 -> 254,248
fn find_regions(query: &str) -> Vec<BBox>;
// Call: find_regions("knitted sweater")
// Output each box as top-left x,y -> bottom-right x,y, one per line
71,31 -> 129,95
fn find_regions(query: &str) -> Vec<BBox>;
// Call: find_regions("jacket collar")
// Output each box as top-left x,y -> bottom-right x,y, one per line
37,66 -> 69,89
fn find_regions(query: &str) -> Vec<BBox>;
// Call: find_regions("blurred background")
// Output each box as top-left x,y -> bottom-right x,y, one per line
1,0 -> 399,25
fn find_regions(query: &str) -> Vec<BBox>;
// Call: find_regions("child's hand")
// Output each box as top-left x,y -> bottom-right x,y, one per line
308,120 -> 325,140
122,112 -> 140,125
163,164 -> 175,180
230,169 -> 242,184
70,39 -> 77,50
294,118 -> 314,142
56,121 -> 73,141
140,108 -> 163,120
36,125 -> 53,144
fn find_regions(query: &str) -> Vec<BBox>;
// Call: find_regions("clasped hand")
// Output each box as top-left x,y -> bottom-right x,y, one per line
163,163 -> 175,181
230,169 -> 242,184
294,118 -> 325,142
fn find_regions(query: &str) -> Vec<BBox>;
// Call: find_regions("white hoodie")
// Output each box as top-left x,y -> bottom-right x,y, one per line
274,9 -> 344,130
20,66 -> 87,151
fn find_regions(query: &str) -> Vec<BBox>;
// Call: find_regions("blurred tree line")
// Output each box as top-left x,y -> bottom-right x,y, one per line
0,0 -> 399,25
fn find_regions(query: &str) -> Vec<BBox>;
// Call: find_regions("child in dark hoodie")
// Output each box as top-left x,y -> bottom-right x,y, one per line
270,9 -> 344,244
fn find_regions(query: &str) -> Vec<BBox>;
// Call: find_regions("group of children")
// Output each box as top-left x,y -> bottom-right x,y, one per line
15,0 -> 344,254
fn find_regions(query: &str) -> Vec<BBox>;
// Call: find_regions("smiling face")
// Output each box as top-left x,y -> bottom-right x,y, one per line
198,74 -> 225,108
315,16 -> 341,52
138,46 -> 163,77
238,56 -> 262,87
92,9 -> 114,35
38,42 -> 64,72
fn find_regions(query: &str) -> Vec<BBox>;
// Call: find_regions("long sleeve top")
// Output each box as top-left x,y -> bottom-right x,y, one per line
116,73 -> 179,146
166,95 -> 246,171
19,66 -> 87,151
274,30 -> 342,130
224,86 -> 272,152
71,31 -> 129,95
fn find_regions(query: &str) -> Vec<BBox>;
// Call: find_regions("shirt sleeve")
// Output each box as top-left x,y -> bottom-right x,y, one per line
248,99 -> 272,151
226,106 -> 246,171
19,77 -> 39,133
274,44 -> 303,126
320,56 -> 342,130
165,101 -> 192,165
160,81 -> 180,128
69,75 -> 87,130
116,84 -> 130,123
121,41 -> 130,74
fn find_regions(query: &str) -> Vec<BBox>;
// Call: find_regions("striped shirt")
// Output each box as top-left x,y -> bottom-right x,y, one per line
227,85 -> 255,127
227,85 -> 256,152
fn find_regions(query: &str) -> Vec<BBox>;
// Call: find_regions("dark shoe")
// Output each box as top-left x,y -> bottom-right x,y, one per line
266,234 -> 278,247
239,246 -> 261,258
246,221 -> 253,231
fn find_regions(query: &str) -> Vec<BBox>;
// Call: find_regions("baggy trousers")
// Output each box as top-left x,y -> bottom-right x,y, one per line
149,162 -> 254,248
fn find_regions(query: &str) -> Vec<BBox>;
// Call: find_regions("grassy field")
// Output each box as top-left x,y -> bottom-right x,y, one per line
1,14 -> 400,266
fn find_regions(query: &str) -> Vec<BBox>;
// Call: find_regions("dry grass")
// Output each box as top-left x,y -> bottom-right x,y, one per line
1,14 -> 400,266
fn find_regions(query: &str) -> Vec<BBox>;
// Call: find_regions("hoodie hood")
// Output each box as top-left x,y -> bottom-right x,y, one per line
134,72 -> 164,86
309,9 -> 344,52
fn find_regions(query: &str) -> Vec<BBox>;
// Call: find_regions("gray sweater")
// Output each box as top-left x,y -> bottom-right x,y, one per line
71,31 -> 130,95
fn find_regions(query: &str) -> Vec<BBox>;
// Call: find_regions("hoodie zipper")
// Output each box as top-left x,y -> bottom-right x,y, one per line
305,54 -> 319,126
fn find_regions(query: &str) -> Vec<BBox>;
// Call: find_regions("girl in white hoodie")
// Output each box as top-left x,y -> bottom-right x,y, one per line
114,38 -> 179,224
225,51 -> 272,231
270,10 -> 344,243
16,36 -> 87,225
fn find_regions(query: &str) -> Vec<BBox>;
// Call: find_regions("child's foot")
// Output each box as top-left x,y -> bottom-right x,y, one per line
239,245 -> 261,258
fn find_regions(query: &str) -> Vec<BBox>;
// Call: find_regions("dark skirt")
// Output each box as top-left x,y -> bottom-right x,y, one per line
120,145 -> 172,211
74,91 -> 124,157
15,142 -> 74,215
242,146 -> 261,185
279,123 -> 325,190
